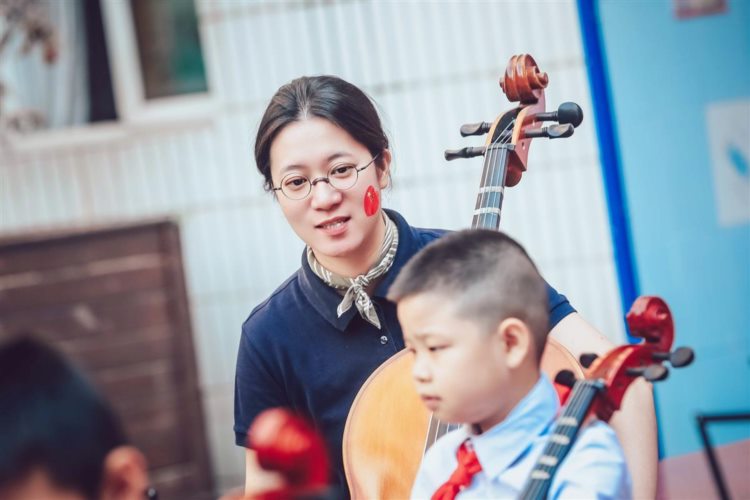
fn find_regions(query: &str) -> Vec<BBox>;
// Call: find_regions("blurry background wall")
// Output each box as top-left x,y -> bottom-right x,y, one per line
599,0 -> 749,457
594,0 -> 749,496
0,0 -> 745,497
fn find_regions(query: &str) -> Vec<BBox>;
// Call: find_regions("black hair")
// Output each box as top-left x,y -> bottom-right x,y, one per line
0,335 -> 128,498
388,229 -> 549,360
254,75 -> 389,192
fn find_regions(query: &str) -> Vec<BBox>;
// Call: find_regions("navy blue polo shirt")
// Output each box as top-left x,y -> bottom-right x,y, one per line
233,209 -> 575,493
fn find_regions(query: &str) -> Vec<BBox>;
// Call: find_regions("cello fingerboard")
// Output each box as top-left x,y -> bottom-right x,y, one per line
519,379 -> 604,500
472,145 -> 510,231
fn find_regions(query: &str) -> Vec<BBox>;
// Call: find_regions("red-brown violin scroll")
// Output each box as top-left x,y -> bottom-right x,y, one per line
499,54 -> 548,104
248,408 -> 330,500
520,296 -> 695,500
493,53 -> 549,187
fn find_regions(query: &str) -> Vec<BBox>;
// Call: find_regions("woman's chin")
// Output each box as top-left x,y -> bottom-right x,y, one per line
310,238 -> 359,261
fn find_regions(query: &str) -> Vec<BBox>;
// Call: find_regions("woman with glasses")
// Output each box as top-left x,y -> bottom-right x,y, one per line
234,75 -> 656,498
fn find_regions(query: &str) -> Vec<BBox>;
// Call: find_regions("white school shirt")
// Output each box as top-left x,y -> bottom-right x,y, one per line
410,375 -> 632,499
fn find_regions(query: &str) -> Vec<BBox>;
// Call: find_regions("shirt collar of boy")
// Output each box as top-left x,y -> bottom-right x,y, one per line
462,374 -> 559,479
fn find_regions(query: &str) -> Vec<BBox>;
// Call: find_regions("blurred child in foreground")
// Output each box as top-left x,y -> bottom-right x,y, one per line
0,336 -> 152,500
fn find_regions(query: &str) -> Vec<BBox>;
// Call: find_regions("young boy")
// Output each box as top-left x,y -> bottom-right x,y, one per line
0,335 -> 153,500
387,229 -> 631,499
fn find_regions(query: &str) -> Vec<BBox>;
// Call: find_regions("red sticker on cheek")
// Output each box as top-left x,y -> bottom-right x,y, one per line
364,185 -> 380,217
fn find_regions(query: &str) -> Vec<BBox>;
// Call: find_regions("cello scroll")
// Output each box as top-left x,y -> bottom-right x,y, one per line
445,54 -> 583,187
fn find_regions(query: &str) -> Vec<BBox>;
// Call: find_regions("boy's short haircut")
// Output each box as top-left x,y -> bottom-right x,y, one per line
388,229 -> 549,360
0,335 -> 128,498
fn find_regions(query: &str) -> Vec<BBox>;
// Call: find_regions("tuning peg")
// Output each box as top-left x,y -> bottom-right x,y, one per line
444,146 -> 486,161
579,353 -> 598,368
652,347 -> 695,368
523,123 -> 574,140
534,102 -> 584,128
670,347 -> 695,368
554,369 -> 577,388
627,364 -> 669,382
460,122 -> 492,137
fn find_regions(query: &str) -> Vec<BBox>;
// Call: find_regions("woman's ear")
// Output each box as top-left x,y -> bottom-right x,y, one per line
100,446 -> 150,500
377,149 -> 392,189
495,318 -> 533,369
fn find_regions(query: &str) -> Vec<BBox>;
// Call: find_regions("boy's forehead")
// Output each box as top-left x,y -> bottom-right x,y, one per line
397,290 -> 454,313
398,293 -> 475,338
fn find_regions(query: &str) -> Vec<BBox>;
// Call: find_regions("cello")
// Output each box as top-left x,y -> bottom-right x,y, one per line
343,54 -> 586,498
520,296 -> 693,499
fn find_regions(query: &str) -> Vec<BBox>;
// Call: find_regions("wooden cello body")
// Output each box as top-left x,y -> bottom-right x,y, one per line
343,54 -> 586,498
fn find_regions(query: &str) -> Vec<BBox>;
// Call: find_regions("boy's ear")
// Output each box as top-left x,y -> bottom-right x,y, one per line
377,149 -> 392,189
496,317 -> 533,369
100,446 -> 149,500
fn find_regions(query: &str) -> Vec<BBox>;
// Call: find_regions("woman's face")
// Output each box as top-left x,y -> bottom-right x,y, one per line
269,117 -> 390,270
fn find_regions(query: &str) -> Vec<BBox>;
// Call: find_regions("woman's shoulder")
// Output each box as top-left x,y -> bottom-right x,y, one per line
411,224 -> 449,247
394,210 -> 450,248
387,209 -> 448,248
241,270 -> 305,336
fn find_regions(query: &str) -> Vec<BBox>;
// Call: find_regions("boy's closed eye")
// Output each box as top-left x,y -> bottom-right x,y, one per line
427,345 -> 448,352
404,343 -> 449,353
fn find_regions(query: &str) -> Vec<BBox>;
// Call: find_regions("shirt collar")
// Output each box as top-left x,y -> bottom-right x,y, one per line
468,374 -> 559,479
297,209 -> 419,331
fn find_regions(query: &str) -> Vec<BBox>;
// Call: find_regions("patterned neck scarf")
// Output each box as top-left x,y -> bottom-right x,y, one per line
306,214 -> 399,329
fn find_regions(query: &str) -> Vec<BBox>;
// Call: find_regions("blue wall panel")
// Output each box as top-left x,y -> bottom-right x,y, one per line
586,0 -> 749,457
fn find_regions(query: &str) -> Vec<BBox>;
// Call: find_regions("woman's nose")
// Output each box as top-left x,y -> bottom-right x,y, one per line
309,180 -> 342,209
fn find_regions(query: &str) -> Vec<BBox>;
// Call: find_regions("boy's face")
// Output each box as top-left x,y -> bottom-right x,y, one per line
0,469 -> 84,500
0,447 -> 150,500
398,292 -> 513,432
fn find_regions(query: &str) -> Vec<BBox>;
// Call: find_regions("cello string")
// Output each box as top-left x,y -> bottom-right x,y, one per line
493,117 -> 516,229
526,381 -> 591,497
488,117 -> 516,229
533,381 -> 595,496
475,128 -> 495,229
527,382 -> 592,498
477,118 -> 513,229
425,413 -> 436,453
477,118 -> 514,230
479,119 -> 510,228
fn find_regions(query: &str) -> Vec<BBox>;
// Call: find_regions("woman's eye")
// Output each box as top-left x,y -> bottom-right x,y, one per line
330,165 -> 355,177
428,345 -> 447,353
285,177 -> 308,189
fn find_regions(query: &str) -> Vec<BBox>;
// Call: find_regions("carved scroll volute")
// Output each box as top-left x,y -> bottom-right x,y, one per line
498,54 -> 548,186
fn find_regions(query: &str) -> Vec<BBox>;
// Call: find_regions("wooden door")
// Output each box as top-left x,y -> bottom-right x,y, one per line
0,220 -> 213,499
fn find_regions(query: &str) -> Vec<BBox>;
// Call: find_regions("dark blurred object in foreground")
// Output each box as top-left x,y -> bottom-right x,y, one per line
0,334 -> 150,499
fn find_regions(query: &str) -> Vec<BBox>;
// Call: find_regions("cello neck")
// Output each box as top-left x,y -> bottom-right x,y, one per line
471,144 -> 511,231
519,379 -> 604,500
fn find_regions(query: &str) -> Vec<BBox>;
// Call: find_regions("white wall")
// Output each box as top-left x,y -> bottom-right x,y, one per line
0,0 -> 624,492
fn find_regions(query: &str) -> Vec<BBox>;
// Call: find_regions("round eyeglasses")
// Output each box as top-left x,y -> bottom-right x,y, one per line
273,153 -> 381,200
